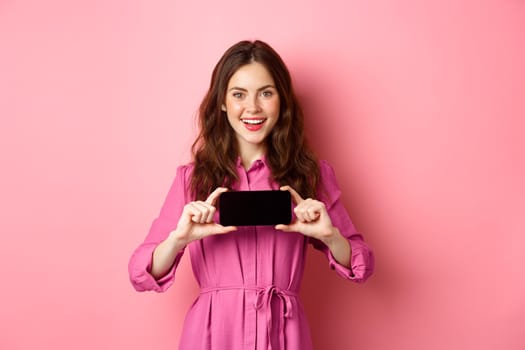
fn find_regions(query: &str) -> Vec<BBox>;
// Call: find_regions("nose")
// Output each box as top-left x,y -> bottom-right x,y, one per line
246,95 -> 261,114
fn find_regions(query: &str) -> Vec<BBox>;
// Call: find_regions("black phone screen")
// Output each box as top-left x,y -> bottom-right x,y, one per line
219,190 -> 292,226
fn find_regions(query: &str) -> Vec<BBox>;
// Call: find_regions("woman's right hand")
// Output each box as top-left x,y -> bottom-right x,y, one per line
172,187 -> 237,246
151,187 -> 235,279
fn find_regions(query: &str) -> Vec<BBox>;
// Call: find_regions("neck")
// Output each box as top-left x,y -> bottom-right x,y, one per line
238,144 -> 266,170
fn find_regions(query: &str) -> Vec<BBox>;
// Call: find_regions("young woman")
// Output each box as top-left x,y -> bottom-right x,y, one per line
128,40 -> 374,350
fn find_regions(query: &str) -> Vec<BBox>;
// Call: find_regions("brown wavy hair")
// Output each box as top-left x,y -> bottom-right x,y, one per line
190,40 -> 320,200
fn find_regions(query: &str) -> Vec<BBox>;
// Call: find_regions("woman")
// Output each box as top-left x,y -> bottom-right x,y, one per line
128,40 -> 374,350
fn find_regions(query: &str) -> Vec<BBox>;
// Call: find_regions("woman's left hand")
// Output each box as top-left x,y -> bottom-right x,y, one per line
276,185 -> 336,242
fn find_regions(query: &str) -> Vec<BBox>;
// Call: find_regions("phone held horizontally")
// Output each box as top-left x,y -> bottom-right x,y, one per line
219,190 -> 292,226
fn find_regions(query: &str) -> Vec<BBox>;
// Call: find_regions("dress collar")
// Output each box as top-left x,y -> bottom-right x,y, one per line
235,155 -> 268,171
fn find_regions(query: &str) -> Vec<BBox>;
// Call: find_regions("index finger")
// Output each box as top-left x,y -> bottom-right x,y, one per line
280,185 -> 304,205
205,187 -> 229,206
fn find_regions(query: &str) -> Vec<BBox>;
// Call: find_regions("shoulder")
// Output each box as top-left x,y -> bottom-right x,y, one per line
317,160 -> 342,208
157,163 -> 195,215
175,162 -> 195,181
169,163 -> 195,197
318,159 -> 337,182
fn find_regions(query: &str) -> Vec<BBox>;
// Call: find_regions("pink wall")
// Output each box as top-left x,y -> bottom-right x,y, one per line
1,0 -> 524,349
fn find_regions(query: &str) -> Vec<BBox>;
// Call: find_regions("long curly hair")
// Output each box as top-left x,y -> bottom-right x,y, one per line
190,40 -> 320,200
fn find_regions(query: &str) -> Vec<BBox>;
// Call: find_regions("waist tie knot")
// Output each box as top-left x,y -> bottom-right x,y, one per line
199,285 -> 297,350
254,285 -> 297,350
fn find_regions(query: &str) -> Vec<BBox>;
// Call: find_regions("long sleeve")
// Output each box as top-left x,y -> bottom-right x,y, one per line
311,160 -> 375,283
128,165 -> 192,292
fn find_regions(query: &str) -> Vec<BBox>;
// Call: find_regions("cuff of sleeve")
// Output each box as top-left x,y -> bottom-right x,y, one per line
129,244 -> 183,293
328,246 -> 374,283
328,250 -> 356,279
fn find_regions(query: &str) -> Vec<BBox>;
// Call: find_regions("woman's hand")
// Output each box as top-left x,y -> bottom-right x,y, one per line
275,186 -> 336,240
172,187 -> 237,246
276,186 -> 351,267
151,187 -> 236,279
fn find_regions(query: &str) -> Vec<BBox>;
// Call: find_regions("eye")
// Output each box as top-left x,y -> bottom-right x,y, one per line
232,91 -> 244,99
261,90 -> 273,98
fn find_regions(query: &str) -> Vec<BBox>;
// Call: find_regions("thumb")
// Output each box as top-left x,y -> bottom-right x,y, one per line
280,185 -> 304,205
205,187 -> 229,206
215,224 -> 237,234
275,223 -> 297,232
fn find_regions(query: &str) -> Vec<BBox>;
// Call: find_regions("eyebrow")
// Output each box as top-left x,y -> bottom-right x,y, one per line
228,84 -> 276,92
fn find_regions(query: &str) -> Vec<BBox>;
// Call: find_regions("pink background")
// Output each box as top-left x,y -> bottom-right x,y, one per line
1,0 -> 524,349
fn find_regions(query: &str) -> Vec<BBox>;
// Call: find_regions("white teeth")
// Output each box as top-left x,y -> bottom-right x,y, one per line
242,119 -> 264,125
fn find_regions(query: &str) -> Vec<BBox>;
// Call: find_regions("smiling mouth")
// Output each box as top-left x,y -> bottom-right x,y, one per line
241,118 -> 265,125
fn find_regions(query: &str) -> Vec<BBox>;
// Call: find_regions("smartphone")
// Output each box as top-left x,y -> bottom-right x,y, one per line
219,190 -> 292,226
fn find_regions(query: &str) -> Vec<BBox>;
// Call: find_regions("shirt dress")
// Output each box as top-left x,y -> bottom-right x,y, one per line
128,158 -> 374,350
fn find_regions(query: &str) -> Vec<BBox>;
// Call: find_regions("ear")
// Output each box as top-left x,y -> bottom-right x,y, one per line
221,104 -> 227,112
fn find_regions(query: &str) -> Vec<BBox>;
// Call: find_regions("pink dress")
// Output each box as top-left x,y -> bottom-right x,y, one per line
128,159 -> 374,350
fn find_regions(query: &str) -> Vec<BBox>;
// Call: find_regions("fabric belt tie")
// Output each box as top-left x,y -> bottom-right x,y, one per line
254,285 -> 296,350
200,285 -> 298,350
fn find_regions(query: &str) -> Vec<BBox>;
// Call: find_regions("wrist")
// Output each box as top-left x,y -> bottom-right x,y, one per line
167,229 -> 190,251
321,227 -> 343,248
322,227 -> 352,268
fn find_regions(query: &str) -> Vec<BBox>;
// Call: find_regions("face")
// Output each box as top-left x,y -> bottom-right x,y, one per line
222,62 -> 280,156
